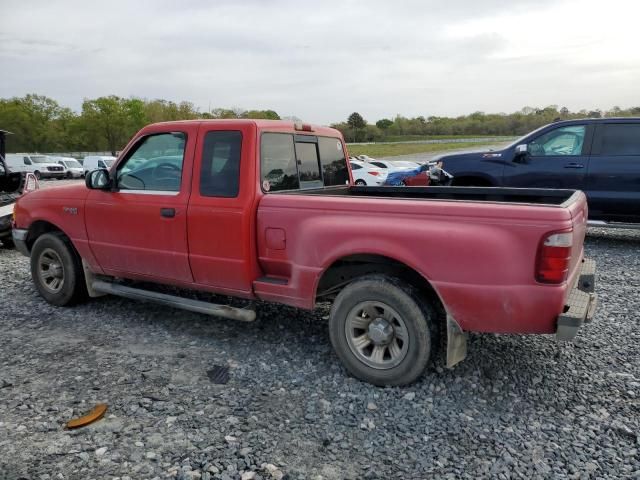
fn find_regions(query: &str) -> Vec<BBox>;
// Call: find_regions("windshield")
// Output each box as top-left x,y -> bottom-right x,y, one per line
104,159 -> 115,167
63,160 -> 82,168
31,156 -> 52,164
504,124 -> 551,150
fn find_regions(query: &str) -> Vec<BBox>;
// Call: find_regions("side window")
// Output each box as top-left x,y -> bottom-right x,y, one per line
23,157 -> 32,165
600,124 -> 640,156
319,137 -> 349,186
350,162 -> 362,170
98,160 -> 106,168
528,126 -> 586,156
117,132 -> 186,192
261,133 -> 299,192
295,141 -> 322,189
200,131 -> 242,197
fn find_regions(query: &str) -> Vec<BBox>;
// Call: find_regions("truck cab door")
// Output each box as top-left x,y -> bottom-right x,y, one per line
503,124 -> 592,189
587,122 -> 640,222
85,126 -> 198,283
186,123 -> 258,295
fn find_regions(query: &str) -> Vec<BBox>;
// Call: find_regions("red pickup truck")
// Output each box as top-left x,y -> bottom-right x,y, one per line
12,120 -> 597,386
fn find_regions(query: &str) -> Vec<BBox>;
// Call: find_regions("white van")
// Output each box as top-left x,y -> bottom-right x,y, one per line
83,156 -> 117,175
53,157 -> 84,178
4,154 -> 65,179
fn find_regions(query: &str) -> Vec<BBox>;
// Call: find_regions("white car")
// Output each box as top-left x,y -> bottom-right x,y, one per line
83,155 -> 117,175
4,154 -> 66,180
55,157 -> 84,178
367,159 -> 420,172
349,160 -> 387,186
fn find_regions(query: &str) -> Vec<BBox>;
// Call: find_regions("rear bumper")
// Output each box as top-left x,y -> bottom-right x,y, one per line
12,228 -> 29,256
556,258 -> 597,341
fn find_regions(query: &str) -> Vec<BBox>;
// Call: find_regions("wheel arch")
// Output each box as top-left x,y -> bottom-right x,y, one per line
25,220 -> 67,252
451,174 -> 495,186
315,253 -> 446,320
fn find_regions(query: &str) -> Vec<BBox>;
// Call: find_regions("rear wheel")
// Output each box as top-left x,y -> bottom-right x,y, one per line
30,233 -> 87,306
329,275 -> 436,386
355,179 -> 366,186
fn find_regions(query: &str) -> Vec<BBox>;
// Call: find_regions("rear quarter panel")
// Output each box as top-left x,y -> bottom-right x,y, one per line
256,192 -> 587,334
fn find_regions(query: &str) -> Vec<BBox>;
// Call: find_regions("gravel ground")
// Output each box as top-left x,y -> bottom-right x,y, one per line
0,228 -> 639,479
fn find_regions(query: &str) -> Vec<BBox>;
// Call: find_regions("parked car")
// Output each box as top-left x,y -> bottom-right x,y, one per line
384,161 -> 453,187
82,156 -> 116,176
0,131 -> 39,247
4,154 -> 65,179
438,118 -> 640,225
12,119 -> 597,386
370,160 -> 431,186
55,157 -> 84,178
349,160 -> 388,185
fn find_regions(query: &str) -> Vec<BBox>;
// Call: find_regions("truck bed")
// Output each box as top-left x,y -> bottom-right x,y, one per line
281,185 -> 579,206
256,185 -> 589,335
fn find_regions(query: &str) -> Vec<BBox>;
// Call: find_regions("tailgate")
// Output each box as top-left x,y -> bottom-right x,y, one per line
565,191 -> 589,289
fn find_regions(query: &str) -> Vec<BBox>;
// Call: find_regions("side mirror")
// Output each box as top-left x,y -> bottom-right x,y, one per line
85,169 -> 111,190
515,144 -> 528,155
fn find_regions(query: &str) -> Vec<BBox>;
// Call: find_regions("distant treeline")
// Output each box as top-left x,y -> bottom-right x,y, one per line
331,106 -> 640,143
1,94 -> 639,153
0,94 -> 281,154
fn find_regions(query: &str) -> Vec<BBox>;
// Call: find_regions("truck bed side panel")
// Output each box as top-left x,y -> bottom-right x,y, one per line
256,193 -> 587,334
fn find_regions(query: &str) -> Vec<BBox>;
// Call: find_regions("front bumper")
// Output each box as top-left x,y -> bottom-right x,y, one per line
12,228 -> 29,256
556,258 -> 597,341
42,171 -> 65,178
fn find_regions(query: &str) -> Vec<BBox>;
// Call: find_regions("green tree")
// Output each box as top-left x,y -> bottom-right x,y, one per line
81,96 -> 132,155
375,118 -> 393,130
347,112 -> 366,142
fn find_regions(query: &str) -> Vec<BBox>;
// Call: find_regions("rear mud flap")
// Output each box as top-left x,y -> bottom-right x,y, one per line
446,314 -> 468,368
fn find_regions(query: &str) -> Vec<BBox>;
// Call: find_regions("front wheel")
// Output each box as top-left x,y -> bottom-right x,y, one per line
30,233 -> 87,306
329,275 -> 437,386
33,171 -> 41,180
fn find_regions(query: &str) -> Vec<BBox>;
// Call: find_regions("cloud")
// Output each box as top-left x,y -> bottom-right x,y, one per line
1,0 -> 639,123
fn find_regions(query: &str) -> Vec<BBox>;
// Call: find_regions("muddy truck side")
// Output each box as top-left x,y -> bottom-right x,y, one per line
11,120 -> 597,386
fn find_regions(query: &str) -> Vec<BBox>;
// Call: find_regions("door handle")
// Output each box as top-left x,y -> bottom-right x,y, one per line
160,207 -> 176,218
564,162 -> 584,169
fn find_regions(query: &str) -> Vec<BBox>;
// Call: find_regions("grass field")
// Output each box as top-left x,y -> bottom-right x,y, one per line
345,141 -> 501,158
380,134 -> 515,143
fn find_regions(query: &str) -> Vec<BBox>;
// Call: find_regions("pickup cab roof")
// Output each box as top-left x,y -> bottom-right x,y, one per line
145,119 -> 339,137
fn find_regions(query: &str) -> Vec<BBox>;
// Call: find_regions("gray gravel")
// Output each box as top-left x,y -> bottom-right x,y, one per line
0,228 -> 639,479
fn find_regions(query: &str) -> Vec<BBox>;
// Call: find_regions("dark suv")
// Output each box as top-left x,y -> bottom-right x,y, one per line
439,118 -> 640,224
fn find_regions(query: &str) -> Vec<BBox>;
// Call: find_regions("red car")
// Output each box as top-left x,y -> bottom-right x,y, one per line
12,120 -> 597,386
366,159 -> 431,186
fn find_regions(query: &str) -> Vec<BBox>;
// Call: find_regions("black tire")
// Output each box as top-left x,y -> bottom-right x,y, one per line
30,232 -> 87,306
33,171 -> 41,180
329,275 -> 437,386
355,179 -> 366,186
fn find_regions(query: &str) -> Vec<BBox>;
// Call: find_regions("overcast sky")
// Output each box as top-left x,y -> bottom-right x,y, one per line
2,0 -> 639,124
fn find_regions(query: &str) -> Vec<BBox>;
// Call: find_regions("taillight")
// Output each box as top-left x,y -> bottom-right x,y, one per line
536,232 -> 572,284
368,171 -> 379,176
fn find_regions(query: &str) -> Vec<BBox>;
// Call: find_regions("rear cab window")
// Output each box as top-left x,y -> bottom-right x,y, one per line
260,132 -> 349,192
199,130 -> 242,197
